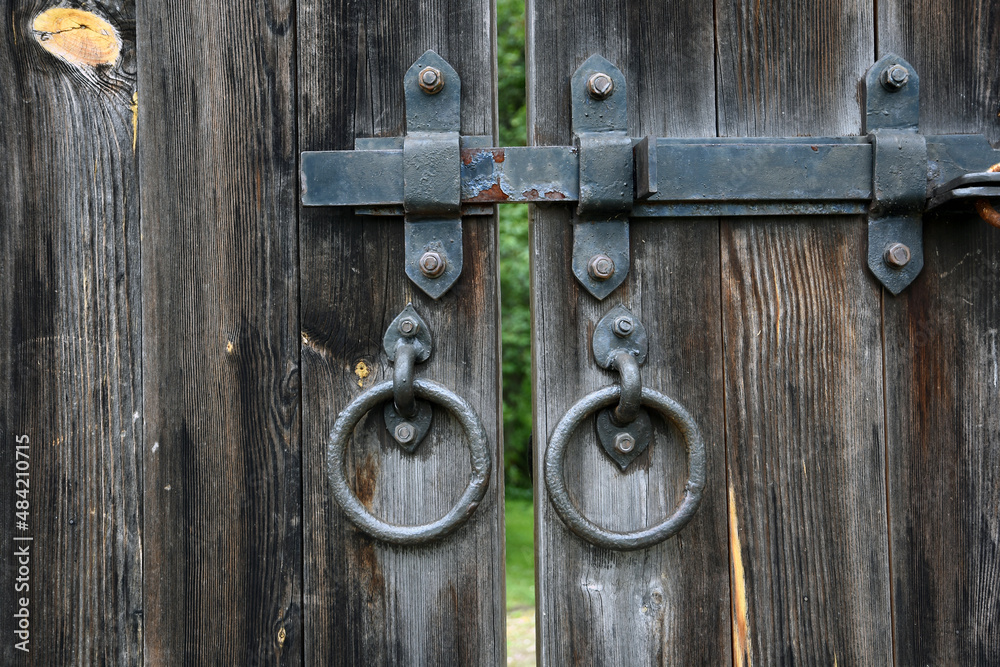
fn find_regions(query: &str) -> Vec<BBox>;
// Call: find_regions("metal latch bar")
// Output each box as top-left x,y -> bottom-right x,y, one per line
300,51 -> 1000,297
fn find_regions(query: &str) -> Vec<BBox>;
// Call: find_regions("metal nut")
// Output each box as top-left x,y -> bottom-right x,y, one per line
419,250 -> 447,278
612,315 -> 634,338
418,66 -> 444,94
614,432 -> 635,454
884,242 -> 911,268
587,254 -> 615,281
881,64 -> 909,91
587,72 -> 614,100
394,422 -> 415,444
397,317 -> 419,336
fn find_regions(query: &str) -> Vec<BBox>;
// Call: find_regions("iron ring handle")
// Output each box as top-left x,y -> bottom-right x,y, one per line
393,341 -> 417,417
328,378 -> 491,545
544,385 -> 706,550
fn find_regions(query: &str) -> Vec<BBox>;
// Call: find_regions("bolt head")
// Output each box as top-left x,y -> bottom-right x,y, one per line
419,250 -> 447,278
587,254 -> 615,281
398,317 -> 418,336
884,242 -> 911,268
612,315 -> 634,338
418,66 -> 444,94
614,432 -> 636,454
394,422 -> 415,444
881,64 -> 910,91
587,72 -> 615,100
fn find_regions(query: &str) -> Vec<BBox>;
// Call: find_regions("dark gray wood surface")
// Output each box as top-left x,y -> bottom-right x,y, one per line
716,2 -> 894,664
880,3 -> 1000,663
136,0 -> 302,663
297,1 -> 504,664
528,1 -> 732,664
0,2 -> 142,664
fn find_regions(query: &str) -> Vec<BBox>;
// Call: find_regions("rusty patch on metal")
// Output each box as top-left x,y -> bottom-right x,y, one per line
468,182 -> 509,202
545,190 -> 567,200
461,147 -> 505,165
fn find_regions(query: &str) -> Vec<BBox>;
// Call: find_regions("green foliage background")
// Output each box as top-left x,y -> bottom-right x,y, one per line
496,0 -> 532,494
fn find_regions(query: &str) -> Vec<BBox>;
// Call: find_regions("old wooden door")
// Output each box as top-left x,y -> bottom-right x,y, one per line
529,0 -> 1000,665
2,0 -> 999,665
1,0 -> 504,664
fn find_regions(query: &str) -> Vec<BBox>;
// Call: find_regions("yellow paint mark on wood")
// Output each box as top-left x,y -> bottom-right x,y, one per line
130,92 -> 138,152
729,483 -> 753,667
354,361 -> 370,387
32,8 -> 120,67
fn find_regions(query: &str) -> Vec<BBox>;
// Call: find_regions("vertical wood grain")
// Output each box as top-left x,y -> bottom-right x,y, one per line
715,1 -> 893,663
528,1 -> 732,664
0,1 -> 142,664
297,1 -> 504,664
880,2 -> 1000,662
136,0 -> 301,663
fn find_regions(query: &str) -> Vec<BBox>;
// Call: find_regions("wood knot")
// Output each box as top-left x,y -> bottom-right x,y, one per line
32,8 -> 121,67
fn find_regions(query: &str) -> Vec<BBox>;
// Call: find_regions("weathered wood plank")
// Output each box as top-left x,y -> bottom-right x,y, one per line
528,1 -> 732,664
136,0 -> 301,663
297,1 -> 504,664
879,3 -> 1000,663
715,2 -> 893,663
0,2 -> 142,664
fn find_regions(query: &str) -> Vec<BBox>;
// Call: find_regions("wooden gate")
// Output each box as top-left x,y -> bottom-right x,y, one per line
1,0 -> 998,664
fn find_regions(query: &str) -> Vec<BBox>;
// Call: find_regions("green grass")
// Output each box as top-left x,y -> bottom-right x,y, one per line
505,497 -> 535,610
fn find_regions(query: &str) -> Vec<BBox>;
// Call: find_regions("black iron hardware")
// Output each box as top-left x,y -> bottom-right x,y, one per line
302,51 -> 1000,296
543,305 -> 706,551
327,304 -> 492,545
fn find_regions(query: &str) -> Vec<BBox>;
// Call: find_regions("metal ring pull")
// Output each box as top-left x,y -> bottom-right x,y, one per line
543,305 -> 706,550
329,379 -> 491,545
327,304 -> 492,545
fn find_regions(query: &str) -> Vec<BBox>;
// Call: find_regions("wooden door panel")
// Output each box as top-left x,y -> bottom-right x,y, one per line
716,2 -> 894,664
528,1 -> 732,664
0,2 -> 142,663
297,1 -> 505,664
880,2 -> 1000,663
137,1 -> 302,663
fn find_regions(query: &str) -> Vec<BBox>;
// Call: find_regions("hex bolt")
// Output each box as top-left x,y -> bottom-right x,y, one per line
884,242 -> 911,269
397,317 -> 419,337
394,422 -> 415,445
614,432 -> 636,454
881,64 -> 910,91
588,254 -> 615,281
419,250 -> 447,278
612,315 -> 634,338
418,66 -> 444,94
587,72 -> 614,100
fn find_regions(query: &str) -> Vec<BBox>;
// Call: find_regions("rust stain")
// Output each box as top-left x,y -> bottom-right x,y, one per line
468,182 -> 509,202
354,360 -> 370,387
357,542 -> 386,596
811,145 -> 819,151
32,8 -> 121,67
544,190 -> 566,200
729,483 -> 752,667
354,454 -> 378,509
461,147 -> 505,165
522,188 -> 540,199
